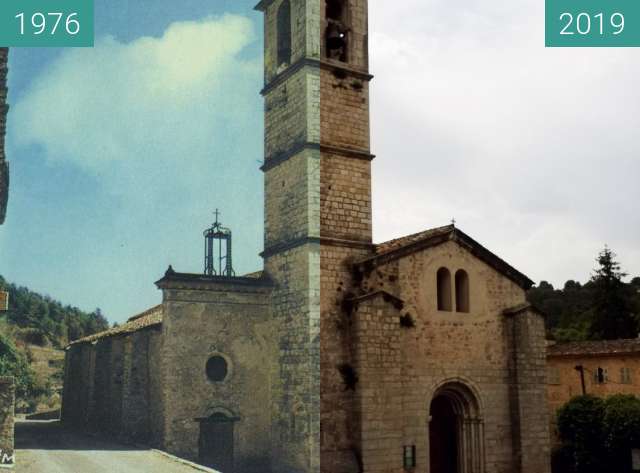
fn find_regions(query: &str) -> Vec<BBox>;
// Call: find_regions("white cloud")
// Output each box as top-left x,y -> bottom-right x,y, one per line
370,0 -> 640,286
10,14 -> 264,321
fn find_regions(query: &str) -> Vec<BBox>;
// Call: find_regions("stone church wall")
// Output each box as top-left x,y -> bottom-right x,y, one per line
351,240 -> 547,473
159,278 -> 273,473
507,307 -> 551,473
62,327 -> 163,447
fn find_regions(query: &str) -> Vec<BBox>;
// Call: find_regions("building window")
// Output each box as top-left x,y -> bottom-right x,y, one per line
206,355 -> 229,382
455,269 -> 470,313
621,367 -> 632,384
277,0 -> 292,68
325,0 -> 348,62
594,367 -> 608,384
437,267 -> 452,312
548,367 -> 561,385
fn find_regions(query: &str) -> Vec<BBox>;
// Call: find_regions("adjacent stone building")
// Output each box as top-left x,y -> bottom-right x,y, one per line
63,1 -> 550,472
547,338 -> 640,416
0,47 -> 9,225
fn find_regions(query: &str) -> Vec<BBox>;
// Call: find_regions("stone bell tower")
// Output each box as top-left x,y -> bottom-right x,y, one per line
256,0 -> 321,472
257,0 -> 372,470
319,0 -> 374,471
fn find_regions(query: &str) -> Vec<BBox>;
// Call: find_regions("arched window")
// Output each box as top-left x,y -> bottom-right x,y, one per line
325,0 -> 348,62
455,270 -> 470,313
437,267 -> 452,312
277,0 -> 292,67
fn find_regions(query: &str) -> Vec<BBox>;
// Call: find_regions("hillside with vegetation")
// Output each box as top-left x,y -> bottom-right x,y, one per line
0,275 -> 109,411
528,247 -> 640,342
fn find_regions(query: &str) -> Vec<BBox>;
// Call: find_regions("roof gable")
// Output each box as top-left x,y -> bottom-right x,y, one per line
356,225 -> 534,290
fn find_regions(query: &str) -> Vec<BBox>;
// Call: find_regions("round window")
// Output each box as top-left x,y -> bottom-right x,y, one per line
206,355 -> 228,382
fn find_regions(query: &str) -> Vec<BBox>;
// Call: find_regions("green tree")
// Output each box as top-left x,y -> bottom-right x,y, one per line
603,395 -> 640,473
557,395 -> 606,473
588,246 -> 637,340
0,332 -> 36,401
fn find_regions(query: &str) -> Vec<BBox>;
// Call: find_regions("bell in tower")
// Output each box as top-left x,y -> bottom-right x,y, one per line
325,0 -> 348,62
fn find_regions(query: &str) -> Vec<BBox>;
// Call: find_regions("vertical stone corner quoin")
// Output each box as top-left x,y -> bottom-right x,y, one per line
0,47 -> 9,225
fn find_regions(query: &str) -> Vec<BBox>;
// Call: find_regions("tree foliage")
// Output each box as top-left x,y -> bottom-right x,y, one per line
556,394 -> 640,473
0,275 -> 109,347
589,247 -> 638,340
0,332 -> 36,401
556,395 -> 605,473
528,246 -> 639,342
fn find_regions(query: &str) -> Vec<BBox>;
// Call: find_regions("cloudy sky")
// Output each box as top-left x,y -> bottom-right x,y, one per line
1,0 -> 639,323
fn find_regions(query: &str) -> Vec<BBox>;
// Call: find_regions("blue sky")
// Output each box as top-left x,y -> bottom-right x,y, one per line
2,0 -> 265,323
2,0 -> 639,324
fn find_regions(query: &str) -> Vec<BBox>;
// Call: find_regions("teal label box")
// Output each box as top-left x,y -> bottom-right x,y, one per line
546,0 -> 640,47
0,0 -> 94,47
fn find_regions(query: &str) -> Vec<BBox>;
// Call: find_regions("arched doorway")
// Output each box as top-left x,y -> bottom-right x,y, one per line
196,410 -> 238,472
428,382 -> 485,473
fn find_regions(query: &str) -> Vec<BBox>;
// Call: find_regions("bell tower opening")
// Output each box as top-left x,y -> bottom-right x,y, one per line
325,0 -> 348,62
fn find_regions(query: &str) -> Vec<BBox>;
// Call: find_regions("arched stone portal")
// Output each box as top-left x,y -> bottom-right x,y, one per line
429,382 -> 485,473
196,409 -> 239,473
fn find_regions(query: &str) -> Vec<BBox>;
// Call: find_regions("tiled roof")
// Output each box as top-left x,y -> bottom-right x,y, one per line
68,305 -> 163,346
357,225 -> 534,290
548,339 -> 640,357
374,225 -> 454,256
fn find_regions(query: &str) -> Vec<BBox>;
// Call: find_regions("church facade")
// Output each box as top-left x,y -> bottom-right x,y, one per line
62,1 -> 550,473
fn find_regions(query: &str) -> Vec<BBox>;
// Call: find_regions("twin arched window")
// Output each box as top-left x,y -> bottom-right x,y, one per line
277,0 -> 292,67
437,268 -> 470,313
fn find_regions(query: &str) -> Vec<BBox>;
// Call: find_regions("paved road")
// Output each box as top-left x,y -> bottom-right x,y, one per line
15,420 -> 215,473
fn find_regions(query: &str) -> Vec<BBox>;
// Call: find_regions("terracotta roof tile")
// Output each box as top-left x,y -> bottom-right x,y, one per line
374,225 -> 453,256
358,225 -> 533,289
68,305 -> 163,346
548,339 -> 640,357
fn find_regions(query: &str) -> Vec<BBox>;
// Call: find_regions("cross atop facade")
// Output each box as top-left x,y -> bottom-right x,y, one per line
451,218 -> 456,226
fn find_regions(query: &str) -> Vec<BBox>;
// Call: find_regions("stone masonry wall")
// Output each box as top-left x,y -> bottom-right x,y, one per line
62,327 -> 163,447
547,352 -> 640,415
0,377 -> 14,467
353,240 -> 535,473
0,47 -> 8,225
265,246 -> 321,473
160,279 -> 273,473
508,308 -> 551,473
261,1 -> 321,471
319,14 -> 374,471
264,0 -> 318,84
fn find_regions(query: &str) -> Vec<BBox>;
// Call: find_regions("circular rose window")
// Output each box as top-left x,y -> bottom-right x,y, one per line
206,355 -> 228,382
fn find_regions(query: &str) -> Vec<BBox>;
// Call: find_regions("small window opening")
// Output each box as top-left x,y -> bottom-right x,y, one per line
594,367 -> 608,384
325,0 -> 348,62
277,0 -> 292,68
437,267 -> 452,312
621,367 -> 632,384
455,269 -> 470,313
